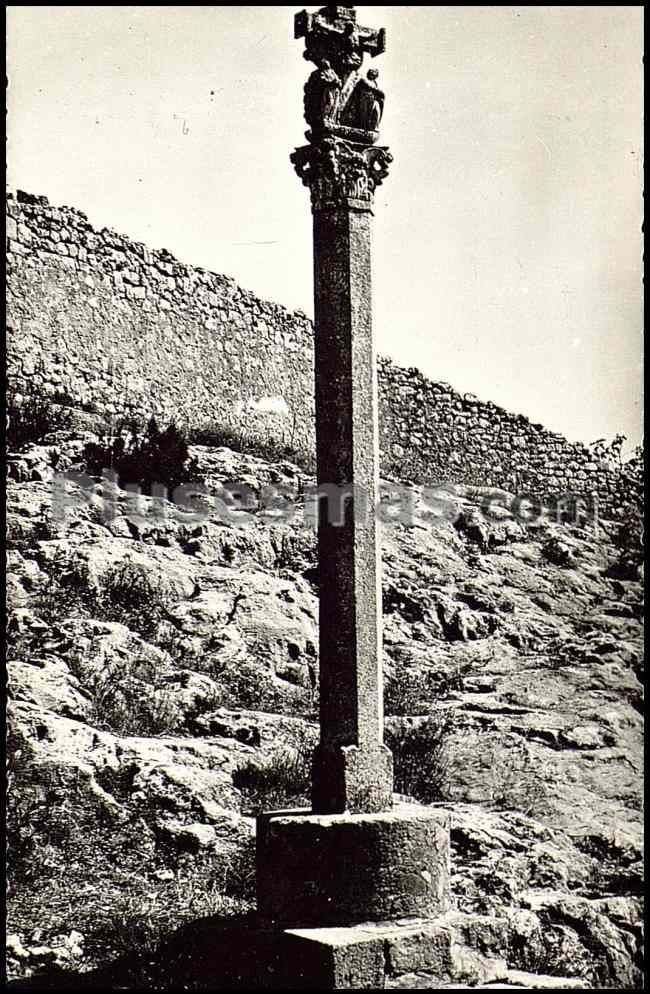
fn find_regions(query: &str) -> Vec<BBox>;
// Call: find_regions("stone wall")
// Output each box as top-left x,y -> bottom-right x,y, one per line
377,359 -> 624,512
6,191 -> 625,515
6,191 -> 316,450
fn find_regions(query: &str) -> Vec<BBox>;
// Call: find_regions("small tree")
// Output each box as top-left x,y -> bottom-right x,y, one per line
84,417 -> 199,495
6,389 -> 73,451
591,435 -> 644,578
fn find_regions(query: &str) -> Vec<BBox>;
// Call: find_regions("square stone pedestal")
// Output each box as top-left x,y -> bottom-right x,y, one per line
257,803 -> 452,929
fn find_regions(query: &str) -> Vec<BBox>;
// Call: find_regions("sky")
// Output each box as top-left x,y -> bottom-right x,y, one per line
6,5 -> 644,449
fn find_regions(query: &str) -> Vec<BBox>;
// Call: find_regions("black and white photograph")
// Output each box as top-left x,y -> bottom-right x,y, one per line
5,5 -> 644,990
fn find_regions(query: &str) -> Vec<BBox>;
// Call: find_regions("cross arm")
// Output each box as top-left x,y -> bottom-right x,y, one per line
295,10 -> 314,40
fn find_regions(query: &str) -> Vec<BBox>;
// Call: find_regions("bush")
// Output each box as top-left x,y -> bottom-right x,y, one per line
233,729 -> 315,815
32,555 -> 99,624
99,560 -> 176,640
190,422 -> 315,474
6,389 -> 73,451
32,554 -> 176,642
51,388 -> 77,407
593,438 -> 645,579
612,445 -> 644,577
69,649 -> 181,738
269,527 -> 316,574
385,712 -> 454,803
384,667 -> 465,716
84,417 -> 200,495
6,721 -> 51,892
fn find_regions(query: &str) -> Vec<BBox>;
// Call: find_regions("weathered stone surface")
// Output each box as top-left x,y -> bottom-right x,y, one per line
282,916 -> 513,990
383,915 -> 510,986
310,206 -> 393,814
256,804 -> 451,927
6,444 -> 643,986
503,971 -> 586,989
388,976 -> 588,991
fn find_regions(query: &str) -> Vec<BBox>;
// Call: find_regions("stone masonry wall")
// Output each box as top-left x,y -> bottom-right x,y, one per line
6,191 -> 316,451
377,359 -> 624,513
6,191 -> 625,516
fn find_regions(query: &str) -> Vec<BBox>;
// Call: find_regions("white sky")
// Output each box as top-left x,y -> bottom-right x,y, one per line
6,5 -> 644,448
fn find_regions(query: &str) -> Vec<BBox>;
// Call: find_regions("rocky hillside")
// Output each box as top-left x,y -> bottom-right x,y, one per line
6,435 -> 644,989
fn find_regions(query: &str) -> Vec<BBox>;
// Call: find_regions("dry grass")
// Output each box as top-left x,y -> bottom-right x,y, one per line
233,728 -> 315,815
6,718 -> 255,980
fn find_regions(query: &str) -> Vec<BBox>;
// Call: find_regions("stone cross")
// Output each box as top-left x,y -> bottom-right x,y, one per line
292,4 -> 393,815
257,10 -> 449,936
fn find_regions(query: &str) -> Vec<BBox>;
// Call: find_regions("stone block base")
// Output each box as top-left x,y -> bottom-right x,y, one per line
312,743 -> 394,814
27,912 -> 590,989
257,802 -> 451,928
282,927 -> 385,990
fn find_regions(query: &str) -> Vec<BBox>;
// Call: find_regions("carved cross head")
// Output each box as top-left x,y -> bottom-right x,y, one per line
295,5 -> 386,78
324,5 -> 357,23
295,5 -> 387,146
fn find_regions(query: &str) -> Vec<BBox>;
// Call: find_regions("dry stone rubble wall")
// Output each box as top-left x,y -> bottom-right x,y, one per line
6,191 -> 625,516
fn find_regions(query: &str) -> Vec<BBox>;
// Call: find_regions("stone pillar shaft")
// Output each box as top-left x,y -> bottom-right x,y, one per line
291,3 -> 394,816
311,204 -> 392,813
313,206 -> 382,753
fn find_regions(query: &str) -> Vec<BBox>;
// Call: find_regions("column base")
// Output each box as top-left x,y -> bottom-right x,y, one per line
312,743 -> 394,814
257,802 -> 452,929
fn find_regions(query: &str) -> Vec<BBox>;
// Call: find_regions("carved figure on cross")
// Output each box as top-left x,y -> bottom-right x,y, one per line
296,5 -> 387,143
295,4 -> 386,81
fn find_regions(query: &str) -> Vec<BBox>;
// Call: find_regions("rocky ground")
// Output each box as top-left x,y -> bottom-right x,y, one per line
6,438 -> 644,989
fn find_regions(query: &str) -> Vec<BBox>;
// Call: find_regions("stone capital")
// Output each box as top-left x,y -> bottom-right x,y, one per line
291,138 -> 392,213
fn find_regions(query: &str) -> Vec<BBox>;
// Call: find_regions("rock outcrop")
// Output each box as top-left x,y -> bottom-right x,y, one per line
6,439 -> 643,988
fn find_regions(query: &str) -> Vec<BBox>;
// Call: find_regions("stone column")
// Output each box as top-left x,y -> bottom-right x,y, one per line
256,6 -> 452,936
300,146 -> 393,814
290,5 -> 394,815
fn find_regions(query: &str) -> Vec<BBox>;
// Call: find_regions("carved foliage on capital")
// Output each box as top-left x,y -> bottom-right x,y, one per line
291,138 -> 393,212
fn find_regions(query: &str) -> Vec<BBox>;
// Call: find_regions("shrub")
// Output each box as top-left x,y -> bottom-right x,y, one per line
596,439 -> 645,579
385,712 -> 454,803
32,555 -> 99,624
68,648 -> 180,737
189,422 -> 316,474
212,655 -> 315,718
98,560 -> 175,640
384,667 -> 465,716
51,388 -> 76,407
6,721 -> 51,892
383,580 -> 430,624
541,537 -> 574,567
612,444 -> 644,577
84,417 -> 200,495
269,527 -> 316,574
6,389 -> 73,451
233,729 -> 315,815
32,554 -> 176,641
